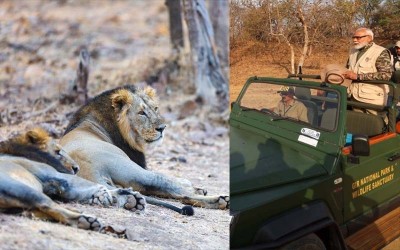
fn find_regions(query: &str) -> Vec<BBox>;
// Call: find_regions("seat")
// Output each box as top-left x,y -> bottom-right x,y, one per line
346,110 -> 385,137
295,87 -> 318,126
391,70 -> 400,84
320,107 -> 337,130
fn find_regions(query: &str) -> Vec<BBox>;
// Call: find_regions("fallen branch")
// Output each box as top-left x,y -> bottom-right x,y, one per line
60,47 -> 90,104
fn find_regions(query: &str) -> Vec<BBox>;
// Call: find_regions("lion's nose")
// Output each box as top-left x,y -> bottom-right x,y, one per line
72,164 -> 80,175
156,124 -> 166,133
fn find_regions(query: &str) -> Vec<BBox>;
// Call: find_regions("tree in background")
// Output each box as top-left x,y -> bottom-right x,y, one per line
209,0 -> 229,68
166,0 -> 184,51
229,0 -> 244,48
231,0 -> 400,73
166,0 -> 228,111
182,0 -> 228,110
371,0 -> 400,40
355,0 -> 382,27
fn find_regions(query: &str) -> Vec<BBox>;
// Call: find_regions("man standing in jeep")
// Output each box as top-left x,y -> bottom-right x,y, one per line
342,27 -> 393,123
273,86 -> 308,123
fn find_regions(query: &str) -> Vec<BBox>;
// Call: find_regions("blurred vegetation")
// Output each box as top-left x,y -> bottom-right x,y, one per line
230,0 -> 400,73
231,0 -> 400,46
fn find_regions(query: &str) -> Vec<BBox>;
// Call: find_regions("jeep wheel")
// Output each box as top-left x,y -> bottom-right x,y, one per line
279,233 -> 326,250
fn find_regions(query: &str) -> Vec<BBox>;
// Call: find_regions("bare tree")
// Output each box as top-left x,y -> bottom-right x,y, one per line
209,0 -> 229,68
355,0 -> 383,26
182,0 -> 228,110
266,0 -> 322,74
229,0 -> 242,48
296,5 -> 309,72
166,0 -> 184,51
61,47 -> 90,104
75,48 -> 90,103
267,0 -> 298,74
234,0 -> 380,72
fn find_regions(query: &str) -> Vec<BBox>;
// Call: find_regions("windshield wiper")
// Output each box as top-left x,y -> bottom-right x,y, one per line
242,107 -> 285,119
242,108 -> 279,116
270,116 -> 290,121
241,107 -> 258,112
260,108 -> 279,116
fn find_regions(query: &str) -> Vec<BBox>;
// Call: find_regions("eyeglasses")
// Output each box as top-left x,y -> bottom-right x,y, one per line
352,35 -> 368,40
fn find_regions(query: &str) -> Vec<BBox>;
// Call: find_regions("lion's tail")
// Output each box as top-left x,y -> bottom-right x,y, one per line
144,196 -> 194,216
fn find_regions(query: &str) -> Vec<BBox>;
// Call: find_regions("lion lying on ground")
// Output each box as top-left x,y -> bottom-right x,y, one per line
0,128 -> 146,230
60,85 -> 229,210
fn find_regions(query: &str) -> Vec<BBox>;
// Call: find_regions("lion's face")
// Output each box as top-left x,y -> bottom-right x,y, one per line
20,128 -> 80,174
112,86 -> 166,153
47,141 -> 80,174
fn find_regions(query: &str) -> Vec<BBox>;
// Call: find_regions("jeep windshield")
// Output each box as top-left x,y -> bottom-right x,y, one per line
238,80 -> 339,131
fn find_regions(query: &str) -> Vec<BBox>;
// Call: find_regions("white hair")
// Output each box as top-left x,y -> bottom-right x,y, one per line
355,27 -> 374,40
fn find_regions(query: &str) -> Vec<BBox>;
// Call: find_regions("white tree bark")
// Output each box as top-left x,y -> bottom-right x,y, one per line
183,0 -> 228,110
209,0 -> 229,68
296,6 -> 309,73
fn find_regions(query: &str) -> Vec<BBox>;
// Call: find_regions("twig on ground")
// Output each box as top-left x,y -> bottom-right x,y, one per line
23,101 -> 59,120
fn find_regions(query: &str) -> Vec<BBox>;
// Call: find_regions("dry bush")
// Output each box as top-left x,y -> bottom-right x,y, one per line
230,38 -> 351,103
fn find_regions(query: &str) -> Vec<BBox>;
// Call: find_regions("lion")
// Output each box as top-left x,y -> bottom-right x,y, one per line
0,127 -> 146,230
60,85 -> 229,211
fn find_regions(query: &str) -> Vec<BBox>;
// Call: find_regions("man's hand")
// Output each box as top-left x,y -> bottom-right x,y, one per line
342,71 -> 358,80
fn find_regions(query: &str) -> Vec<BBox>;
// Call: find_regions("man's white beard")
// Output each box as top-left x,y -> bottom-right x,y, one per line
353,41 -> 369,50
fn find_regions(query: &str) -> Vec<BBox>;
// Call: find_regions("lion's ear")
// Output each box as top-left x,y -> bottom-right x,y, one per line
111,89 -> 133,112
25,128 -> 49,146
144,86 -> 156,99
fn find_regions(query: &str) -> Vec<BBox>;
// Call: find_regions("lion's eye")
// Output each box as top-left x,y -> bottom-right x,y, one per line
138,110 -> 147,117
154,107 -> 158,112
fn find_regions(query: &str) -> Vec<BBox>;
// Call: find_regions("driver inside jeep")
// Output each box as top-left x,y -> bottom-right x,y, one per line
273,86 -> 309,123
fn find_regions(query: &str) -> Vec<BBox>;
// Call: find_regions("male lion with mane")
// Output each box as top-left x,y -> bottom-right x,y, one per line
0,128 -> 146,230
60,85 -> 229,210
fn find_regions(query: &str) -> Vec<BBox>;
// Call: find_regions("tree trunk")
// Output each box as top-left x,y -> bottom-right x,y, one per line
76,48 -> 90,104
296,6 -> 309,71
166,0 -> 184,51
288,42 -> 295,74
182,0 -> 228,111
60,47 -> 89,104
208,0 -> 229,68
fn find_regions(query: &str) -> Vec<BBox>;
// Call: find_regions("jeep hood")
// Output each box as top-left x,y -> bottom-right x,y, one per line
230,124 -> 330,198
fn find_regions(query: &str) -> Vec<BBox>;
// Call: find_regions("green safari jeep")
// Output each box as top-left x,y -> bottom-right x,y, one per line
230,75 -> 400,249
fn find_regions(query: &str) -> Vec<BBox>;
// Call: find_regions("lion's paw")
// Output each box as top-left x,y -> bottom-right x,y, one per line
124,191 -> 146,212
89,187 -> 113,207
77,214 -> 102,231
194,187 -> 207,196
113,188 -> 146,212
218,196 -> 230,210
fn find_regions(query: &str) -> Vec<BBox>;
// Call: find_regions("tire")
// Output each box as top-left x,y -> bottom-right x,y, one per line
279,233 -> 326,250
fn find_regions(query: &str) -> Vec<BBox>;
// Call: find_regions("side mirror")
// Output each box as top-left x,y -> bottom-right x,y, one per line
231,101 -> 236,109
352,134 -> 370,156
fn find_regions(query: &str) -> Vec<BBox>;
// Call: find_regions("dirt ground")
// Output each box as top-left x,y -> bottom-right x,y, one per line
0,1 -> 229,249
